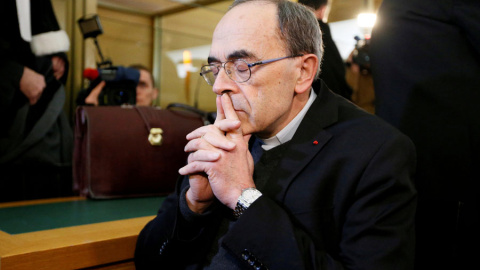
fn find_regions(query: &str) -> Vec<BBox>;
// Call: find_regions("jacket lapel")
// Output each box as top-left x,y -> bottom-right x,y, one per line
262,82 -> 339,202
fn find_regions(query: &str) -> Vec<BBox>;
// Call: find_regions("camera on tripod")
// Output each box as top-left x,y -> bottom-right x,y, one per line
78,15 -> 138,106
352,35 -> 371,75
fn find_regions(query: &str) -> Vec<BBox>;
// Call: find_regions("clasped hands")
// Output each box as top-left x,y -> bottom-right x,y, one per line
179,94 -> 255,214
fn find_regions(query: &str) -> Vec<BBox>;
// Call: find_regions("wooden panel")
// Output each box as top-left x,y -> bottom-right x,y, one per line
161,1 -> 229,40
0,216 -> 154,270
329,0 -> 383,22
0,231 -> 24,255
0,196 -> 85,209
94,7 -> 154,69
99,0 -> 182,15
157,1 -> 229,110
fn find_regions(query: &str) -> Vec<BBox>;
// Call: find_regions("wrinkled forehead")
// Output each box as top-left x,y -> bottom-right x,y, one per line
210,2 -> 283,61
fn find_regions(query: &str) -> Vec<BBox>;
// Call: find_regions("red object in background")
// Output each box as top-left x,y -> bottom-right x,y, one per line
83,68 -> 99,80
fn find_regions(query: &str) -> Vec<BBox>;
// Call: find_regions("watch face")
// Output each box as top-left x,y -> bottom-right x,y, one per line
240,188 -> 262,207
244,190 -> 258,200
235,188 -> 262,219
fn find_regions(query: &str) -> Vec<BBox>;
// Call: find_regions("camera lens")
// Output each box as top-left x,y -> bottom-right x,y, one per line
98,80 -> 137,106
113,90 -> 130,105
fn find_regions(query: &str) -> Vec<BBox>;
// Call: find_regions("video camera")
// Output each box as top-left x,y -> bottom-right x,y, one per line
83,66 -> 139,106
78,15 -> 139,106
352,36 -> 371,74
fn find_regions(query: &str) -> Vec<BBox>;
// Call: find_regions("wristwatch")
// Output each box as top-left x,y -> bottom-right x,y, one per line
233,188 -> 262,219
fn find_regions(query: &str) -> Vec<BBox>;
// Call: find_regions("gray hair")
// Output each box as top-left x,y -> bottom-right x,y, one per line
230,0 -> 323,78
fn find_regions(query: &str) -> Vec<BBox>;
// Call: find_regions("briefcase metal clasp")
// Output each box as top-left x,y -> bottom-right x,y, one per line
148,128 -> 163,146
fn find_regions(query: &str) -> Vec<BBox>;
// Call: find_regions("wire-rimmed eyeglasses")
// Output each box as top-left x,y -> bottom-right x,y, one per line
199,54 -> 304,86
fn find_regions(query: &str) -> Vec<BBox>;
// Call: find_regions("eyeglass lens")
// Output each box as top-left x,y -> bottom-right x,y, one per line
200,59 -> 251,86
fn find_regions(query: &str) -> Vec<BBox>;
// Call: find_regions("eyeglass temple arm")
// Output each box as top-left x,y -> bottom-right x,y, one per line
200,69 -> 213,76
248,54 -> 304,68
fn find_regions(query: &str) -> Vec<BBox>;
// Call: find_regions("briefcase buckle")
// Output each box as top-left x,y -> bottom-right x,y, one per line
148,128 -> 163,146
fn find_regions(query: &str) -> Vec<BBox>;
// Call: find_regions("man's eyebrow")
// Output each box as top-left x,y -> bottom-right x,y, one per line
207,50 -> 256,63
228,50 -> 253,60
207,56 -> 220,64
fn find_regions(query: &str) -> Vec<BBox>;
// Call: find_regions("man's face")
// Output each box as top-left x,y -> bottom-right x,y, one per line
136,69 -> 158,106
210,2 -> 302,138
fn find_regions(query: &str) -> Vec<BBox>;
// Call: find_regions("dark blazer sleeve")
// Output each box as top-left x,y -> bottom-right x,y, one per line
135,176 -> 225,269
134,191 -> 179,269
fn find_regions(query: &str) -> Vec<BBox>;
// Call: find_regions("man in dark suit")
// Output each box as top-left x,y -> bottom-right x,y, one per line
370,0 -> 480,268
299,0 -> 352,100
135,0 -> 416,269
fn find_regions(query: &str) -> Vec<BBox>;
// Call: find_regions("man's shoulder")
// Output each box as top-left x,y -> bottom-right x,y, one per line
307,84 -> 411,145
330,96 -> 411,143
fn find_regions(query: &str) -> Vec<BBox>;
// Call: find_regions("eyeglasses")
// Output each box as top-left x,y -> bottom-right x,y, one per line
199,54 -> 304,86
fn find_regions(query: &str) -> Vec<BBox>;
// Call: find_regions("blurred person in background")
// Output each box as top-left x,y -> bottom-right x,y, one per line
299,0 -> 353,100
0,0 -> 73,202
370,0 -> 480,268
81,64 -> 158,107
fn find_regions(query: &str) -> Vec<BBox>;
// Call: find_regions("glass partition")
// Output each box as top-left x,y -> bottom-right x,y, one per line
155,1 -> 231,112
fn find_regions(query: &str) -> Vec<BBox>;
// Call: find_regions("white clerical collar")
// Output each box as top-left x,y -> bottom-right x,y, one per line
262,88 -> 317,150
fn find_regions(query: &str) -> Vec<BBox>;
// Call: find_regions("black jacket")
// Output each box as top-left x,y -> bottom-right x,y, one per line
135,81 -> 416,269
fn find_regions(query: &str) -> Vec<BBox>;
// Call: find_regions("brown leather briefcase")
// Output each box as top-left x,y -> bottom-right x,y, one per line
73,106 -> 204,199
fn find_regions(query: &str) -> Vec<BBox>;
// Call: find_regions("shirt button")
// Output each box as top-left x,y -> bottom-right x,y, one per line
242,249 -> 252,260
254,262 -> 263,270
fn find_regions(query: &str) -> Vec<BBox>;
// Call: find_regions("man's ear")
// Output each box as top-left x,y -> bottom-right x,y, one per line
295,54 -> 319,94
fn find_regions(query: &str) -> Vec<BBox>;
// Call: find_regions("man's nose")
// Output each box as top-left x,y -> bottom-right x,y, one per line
212,68 -> 236,95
